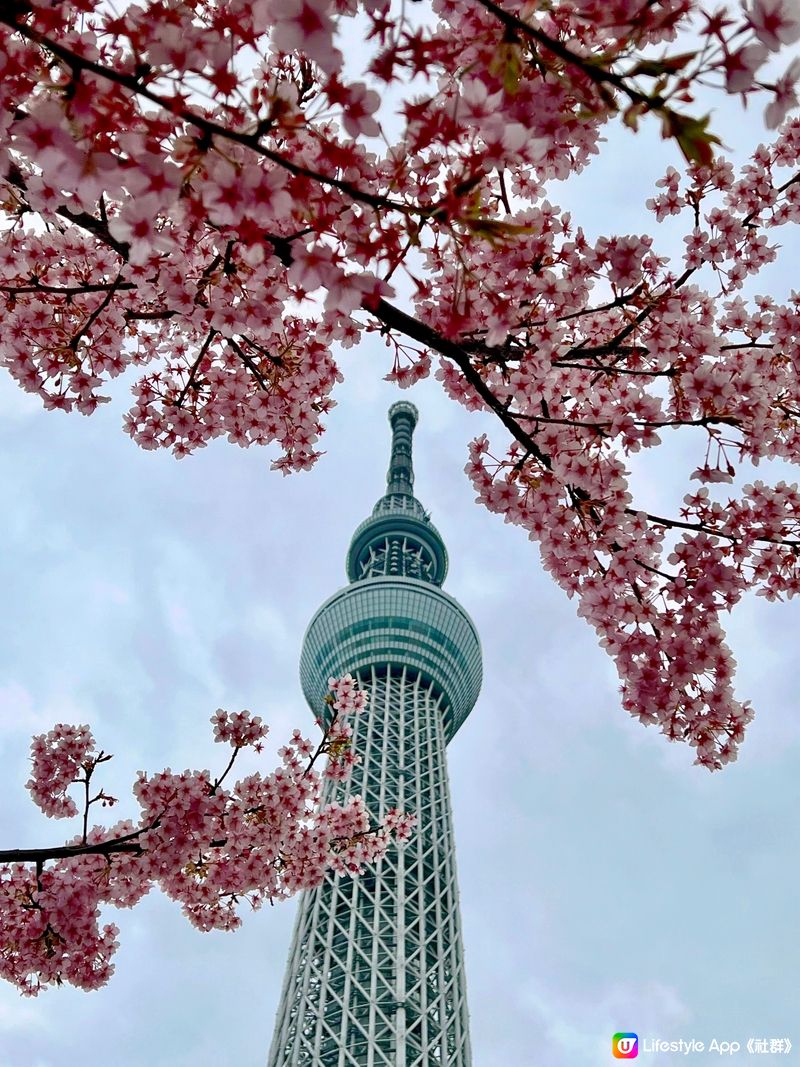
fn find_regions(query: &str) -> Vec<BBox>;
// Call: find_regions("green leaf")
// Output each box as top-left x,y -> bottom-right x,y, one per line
628,52 -> 696,78
662,111 -> 722,167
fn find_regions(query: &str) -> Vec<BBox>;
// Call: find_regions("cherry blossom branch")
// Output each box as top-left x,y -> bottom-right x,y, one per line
550,361 -> 676,378
175,330 -> 217,407
69,271 -> 124,352
0,831 -> 147,866
0,281 -> 135,295
631,509 -> 800,548
303,693 -> 354,779
210,745 -> 241,795
1,685 -> 368,873
573,268 -> 697,358
551,287 -> 647,324
226,336 -> 270,391
1,15 -> 413,216
473,0 -> 659,107
506,411 -> 743,431
372,297 -> 552,470
471,0 -> 725,162
1,679 -> 414,993
5,163 -> 130,256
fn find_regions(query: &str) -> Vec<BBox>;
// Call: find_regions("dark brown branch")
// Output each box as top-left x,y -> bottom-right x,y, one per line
125,308 -> 178,321
634,509 -> 800,548
5,163 -> 129,256
719,342 -> 774,351
69,271 -> 125,350
371,297 -> 552,469
472,0 -> 658,108
175,329 -> 217,407
550,361 -> 676,378
1,15 -> 412,216
370,300 -> 800,557
227,336 -> 270,391
573,267 -> 695,358
0,281 -> 136,295
634,558 -> 679,582
0,834 -> 145,866
507,410 -> 743,430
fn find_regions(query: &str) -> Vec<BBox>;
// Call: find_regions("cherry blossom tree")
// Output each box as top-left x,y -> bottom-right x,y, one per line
0,676 -> 415,995
1,5 -> 800,987
3,0 -> 800,1001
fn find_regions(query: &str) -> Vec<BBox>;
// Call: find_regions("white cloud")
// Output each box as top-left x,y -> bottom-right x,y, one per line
520,978 -> 691,1066
0,995 -> 42,1033
0,682 -> 90,738
0,371 -> 42,421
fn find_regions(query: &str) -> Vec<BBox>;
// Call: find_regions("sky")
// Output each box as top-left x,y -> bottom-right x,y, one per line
1,21 -> 800,1067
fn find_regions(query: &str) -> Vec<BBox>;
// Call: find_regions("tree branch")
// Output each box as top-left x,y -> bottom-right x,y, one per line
371,297 -> 552,469
1,15 -> 413,217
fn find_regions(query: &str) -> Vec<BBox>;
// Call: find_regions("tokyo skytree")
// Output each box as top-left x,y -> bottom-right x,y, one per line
268,401 -> 482,1067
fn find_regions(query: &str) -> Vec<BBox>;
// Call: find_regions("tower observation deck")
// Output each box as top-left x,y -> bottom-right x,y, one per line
267,402 -> 482,1067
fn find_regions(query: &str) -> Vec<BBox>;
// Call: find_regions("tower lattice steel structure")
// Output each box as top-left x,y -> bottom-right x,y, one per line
268,402 -> 482,1067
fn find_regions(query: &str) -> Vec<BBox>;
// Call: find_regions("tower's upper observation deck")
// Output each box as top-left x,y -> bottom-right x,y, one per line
299,405 -> 482,742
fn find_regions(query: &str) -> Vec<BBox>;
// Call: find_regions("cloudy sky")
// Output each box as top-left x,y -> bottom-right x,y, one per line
2,28 -> 800,1067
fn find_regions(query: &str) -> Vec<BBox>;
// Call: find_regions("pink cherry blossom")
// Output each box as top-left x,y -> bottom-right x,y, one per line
271,0 -> 342,74
11,100 -> 85,176
746,0 -> 800,50
1,677 -> 408,994
27,724 -> 97,819
108,195 -> 172,264
724,42 -> 770,93
765,57 -> 800,128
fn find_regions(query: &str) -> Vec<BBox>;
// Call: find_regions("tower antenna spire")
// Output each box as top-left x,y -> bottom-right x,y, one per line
386,401 -> 419,496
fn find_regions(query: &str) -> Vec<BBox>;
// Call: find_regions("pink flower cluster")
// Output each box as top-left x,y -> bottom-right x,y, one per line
27,724 -> 96,818
383,807 -> 417,842
1,678 -> 407,995
211,708 -> 268,748
318,674 -> 369,780
420,118 -> 800,770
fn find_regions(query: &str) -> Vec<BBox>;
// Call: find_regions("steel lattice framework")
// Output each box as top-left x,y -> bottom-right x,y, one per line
268,403 -> 482,1067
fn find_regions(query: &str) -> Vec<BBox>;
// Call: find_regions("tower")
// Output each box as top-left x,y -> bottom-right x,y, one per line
268,402 -> 482,1066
